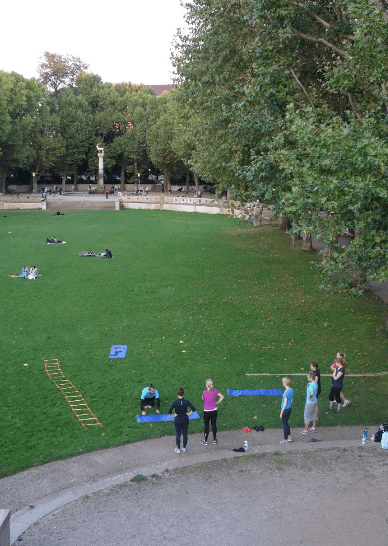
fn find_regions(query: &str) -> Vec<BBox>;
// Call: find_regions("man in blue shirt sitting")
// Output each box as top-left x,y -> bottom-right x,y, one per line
140,384 -> 160,416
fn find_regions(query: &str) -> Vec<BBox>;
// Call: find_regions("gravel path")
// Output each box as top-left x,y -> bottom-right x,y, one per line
2,426 -> 388,545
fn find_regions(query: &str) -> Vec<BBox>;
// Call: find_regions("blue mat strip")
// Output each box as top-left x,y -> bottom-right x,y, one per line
227,389 -> 283,396
137,411 -> 201,423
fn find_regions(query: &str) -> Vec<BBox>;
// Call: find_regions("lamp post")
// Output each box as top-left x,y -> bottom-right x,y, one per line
137,172 -> 140,191
32,172 -> 37,194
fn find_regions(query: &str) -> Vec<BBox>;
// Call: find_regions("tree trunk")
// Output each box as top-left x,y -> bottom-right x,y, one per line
323,234 -> 340,264
33,164 -> 44,186
134,161 -> 139,189
120,165 -> 125,187
61,174 -> 67,191
164,172 -> 171,192
291,215 -> 301,247
73,165 -> 78,191
0,173 -> 7,194
185,172 -> 190,194
303,234 -> 312,251
194,172 -> 199,193
291,233 -> 300,247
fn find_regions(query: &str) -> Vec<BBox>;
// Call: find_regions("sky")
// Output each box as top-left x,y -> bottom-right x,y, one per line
0,0 -> 187,85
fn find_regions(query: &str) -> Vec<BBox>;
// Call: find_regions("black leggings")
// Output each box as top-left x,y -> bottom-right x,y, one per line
281,408 -> 292,439
203,410 -> 218,441
329,387 -> 342,404
175,422 -> 189,449
140,396 -> 160,412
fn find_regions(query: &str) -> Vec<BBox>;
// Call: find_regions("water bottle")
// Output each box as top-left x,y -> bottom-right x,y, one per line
244,440 -> 248,451
362,428 -> 367,445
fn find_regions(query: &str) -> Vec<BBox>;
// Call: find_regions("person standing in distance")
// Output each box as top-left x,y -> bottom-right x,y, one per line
140,384 -> 160,416
279,377 -> 294,444
331,352 -> 350,407
301,372 -> 318,434
200,378 -> 224,445
168,387 -> 196,453
328,356 -> 345,414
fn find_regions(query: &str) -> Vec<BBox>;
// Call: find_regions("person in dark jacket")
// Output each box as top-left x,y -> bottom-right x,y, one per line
168,387 -> 196,453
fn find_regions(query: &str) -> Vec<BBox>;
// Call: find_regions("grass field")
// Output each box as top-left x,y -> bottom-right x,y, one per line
1,208 -> 388,478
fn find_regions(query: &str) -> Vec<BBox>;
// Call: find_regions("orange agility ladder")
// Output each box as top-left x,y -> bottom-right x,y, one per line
43,357 -> 103,430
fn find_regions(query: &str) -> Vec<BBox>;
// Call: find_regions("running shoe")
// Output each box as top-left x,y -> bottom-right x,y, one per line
174,447 -> 181,453
342,399 -> 350,407
213,438 -> 218,445
200,439 -> 208,445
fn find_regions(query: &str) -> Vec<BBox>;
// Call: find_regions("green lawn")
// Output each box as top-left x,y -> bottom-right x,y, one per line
1,209 -> 387,477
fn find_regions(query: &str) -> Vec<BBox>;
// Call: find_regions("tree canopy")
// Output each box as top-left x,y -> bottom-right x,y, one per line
2,9 -> 388,296
172,0 -> 388,294
37,52 -> 89,96
0,55 -> 188,195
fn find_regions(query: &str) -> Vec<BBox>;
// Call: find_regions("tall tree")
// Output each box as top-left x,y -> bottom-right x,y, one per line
38,52 -> 89,97
94,86 -> 156,185
147,92 -> 186,191
173,0 -> 388,293
55,88 -> 96,189
0,72 -> 46,193
28,99 -> 65,191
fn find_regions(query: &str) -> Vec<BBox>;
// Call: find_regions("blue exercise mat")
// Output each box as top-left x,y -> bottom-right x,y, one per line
109,345 -> 127,358
137,411 -> 201,423
227,389 -> 283,396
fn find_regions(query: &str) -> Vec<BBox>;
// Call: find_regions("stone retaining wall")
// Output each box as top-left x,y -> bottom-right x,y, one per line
0,195 -> 280,222
0,196 -> 42,210
45,200 -> 116,211
121,195 -> 230,215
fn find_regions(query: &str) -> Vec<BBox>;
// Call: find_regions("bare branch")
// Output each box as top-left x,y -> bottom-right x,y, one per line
290,68 -> 315,109
347,93 -> 364,123
291,28 -> 350,57
294,3 -> 355,41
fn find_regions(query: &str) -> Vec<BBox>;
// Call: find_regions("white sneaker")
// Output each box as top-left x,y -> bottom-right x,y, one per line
342,399 -> 350,407
181,447 -> 187,452
174,447 -> 181,454
287,437 -> 292,442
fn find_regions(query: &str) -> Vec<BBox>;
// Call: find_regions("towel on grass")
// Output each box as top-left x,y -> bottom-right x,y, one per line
109,345 -> 127,358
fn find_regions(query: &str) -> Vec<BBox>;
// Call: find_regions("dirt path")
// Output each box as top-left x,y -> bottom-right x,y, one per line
16,445 -> 388,546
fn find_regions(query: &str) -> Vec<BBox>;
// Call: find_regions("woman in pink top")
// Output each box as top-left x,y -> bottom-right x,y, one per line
200,379 -> 224,445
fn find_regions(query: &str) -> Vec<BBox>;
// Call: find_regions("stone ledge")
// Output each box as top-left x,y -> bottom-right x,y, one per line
0,509 -> 10,546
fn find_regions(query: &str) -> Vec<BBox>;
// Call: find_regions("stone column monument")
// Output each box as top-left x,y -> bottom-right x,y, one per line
96,144 -> 104,191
